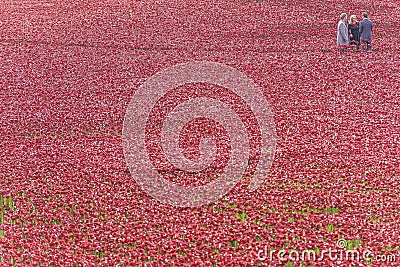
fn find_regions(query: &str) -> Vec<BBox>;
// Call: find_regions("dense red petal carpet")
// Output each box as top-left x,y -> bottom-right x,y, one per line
0,0 -> 399,266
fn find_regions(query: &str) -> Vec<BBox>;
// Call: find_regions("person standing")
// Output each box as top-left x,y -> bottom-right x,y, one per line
359,12 -> 373,51
337,13 -> 349,52
348,15 -> 360,49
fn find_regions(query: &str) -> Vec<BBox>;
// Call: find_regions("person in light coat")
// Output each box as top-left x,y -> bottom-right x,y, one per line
337,13 -> 349,51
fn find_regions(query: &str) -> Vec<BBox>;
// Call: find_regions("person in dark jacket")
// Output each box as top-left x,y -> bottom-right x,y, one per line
348,15 -> 360,49
359,12 -> 373,51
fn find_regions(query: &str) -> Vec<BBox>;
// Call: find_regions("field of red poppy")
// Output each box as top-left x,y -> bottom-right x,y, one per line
1,0 -> 399,266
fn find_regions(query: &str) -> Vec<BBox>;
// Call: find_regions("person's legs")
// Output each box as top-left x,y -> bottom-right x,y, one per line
349,40 -> 356,50
361,39 -> 368,51
367,40 -> 372,51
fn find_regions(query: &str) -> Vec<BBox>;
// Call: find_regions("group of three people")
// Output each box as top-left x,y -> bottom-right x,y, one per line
337,12 -> 373,52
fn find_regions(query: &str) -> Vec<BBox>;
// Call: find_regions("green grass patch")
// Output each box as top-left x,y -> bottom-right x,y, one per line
326,224 -> 336,232
323,207 -> 340,214
177,251 -> 186,257
0,196 -> 16,210
228,240 -> 239,251
345,239 -> 362,250
222,202 -> 238,209
369,217 -> 380,222
284,262 -> 295,267
309,207 -> 322,213
236,211 -> 248,222
293,210 -> 310,215
307,206 -> 340,214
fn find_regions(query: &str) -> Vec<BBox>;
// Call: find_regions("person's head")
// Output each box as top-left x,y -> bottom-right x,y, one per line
349,15 -> 357,24
340,13 -> 347,21
362,12 -> 368,18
